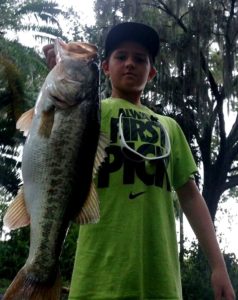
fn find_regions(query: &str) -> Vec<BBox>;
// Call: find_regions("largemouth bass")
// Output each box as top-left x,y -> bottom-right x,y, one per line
3,39 -> 107,300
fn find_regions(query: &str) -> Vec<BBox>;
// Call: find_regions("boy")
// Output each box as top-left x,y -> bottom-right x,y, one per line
43,22 -> 235,300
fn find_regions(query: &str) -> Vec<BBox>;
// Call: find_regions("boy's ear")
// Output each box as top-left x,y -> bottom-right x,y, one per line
102,60 -> 110,76
148,66 -> 157,81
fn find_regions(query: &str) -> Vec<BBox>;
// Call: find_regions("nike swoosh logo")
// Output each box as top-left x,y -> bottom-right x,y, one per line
129,191 -> 146,200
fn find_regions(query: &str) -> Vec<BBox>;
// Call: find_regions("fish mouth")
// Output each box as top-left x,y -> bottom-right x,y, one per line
64,41 -> 98,60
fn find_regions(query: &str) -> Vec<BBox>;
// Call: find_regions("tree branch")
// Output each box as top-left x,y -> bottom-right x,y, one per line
227,113 -> 238,146
147,1 -> 227,147
144,0 -> 238,163
142,0 -> 190,32
229,142 -> 238,163
142,1 -> 169,14
229,166 -> 238,173
143,1 -> 224,101
226,0 -> 236,42
199,53 -> 226,150
223,174 -> 238,191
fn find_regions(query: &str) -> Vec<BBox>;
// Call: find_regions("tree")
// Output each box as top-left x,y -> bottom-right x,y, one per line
1,0 -> 64,41
0,38 -> 48,196
0,0 -> 84,197
0,1 -> 86,289
92,0 -> 238,222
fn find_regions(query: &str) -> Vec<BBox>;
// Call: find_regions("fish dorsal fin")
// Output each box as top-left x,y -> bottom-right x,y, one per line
3,187 -> 30,230
16,108 -> 35,137
76,182 -> 99,224
76,132 -> 109,224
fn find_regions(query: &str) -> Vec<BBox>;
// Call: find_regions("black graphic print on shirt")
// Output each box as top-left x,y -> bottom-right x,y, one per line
97,108 -> 171,191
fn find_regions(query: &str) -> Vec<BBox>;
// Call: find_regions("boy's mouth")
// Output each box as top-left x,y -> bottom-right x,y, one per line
124,72 -> 136,77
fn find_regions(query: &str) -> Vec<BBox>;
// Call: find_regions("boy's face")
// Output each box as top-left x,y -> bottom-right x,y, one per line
102,41 -> 156,100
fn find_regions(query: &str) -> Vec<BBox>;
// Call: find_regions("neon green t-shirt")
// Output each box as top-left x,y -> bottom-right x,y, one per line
69,98 -> 197,300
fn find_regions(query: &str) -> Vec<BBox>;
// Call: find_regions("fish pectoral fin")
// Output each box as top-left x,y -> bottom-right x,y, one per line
16,107 -> 34,136
75,182 -> 100,224
38,107 -> 55,138
92,131 -> 109,177
3,187 -> 30,230
74,132 -> 108,225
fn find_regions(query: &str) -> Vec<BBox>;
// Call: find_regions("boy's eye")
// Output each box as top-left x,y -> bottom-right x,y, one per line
114,53 -> 148,63
134,56 -> 147,63
115,54 -> 126,61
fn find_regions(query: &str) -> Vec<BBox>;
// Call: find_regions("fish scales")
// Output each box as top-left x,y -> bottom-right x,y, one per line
24,103 -> 99,280
3,39 -> 107,300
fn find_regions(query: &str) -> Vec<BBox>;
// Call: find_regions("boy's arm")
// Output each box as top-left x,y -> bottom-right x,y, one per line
176,179 -> 236,300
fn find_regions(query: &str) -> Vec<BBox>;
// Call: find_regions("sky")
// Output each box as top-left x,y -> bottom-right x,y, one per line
56,0 -> 96,26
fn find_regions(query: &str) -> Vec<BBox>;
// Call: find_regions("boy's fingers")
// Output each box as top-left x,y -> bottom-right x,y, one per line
213,287 -> 221,300
42,44 -> 56,69
211,269 -> 236,300
213,286 -> 236,300
42,44 -> 53,55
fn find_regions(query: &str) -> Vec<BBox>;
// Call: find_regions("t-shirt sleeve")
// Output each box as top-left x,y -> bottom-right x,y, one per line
167,118 -> 197,190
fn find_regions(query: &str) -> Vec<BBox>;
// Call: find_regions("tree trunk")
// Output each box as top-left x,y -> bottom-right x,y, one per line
202,161 -> 228,222
202,186 -> 221,223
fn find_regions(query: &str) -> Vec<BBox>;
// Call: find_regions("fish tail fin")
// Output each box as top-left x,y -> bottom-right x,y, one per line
3,267 -> 61,300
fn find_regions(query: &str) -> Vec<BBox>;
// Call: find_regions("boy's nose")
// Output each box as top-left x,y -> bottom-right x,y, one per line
125,57 -> 135,68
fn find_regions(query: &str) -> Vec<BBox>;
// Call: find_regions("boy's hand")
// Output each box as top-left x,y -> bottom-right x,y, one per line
43,44 -> 56,69
211,268 -> 236,299
177,180 -> 235,300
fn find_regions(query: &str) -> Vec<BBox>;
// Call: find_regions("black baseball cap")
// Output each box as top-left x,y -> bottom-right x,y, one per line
104,22 -> 160,62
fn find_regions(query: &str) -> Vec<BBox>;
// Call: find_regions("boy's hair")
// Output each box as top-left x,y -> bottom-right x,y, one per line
104,22 -> 160,63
